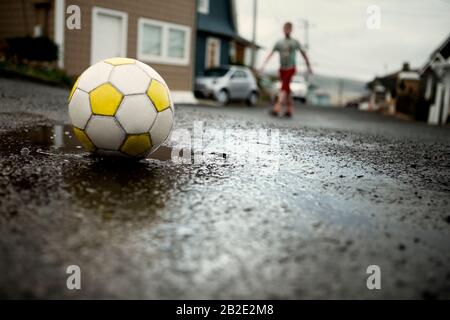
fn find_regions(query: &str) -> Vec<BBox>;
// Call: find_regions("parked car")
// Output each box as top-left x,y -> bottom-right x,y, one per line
346,95 -> 370,109
195,66 -> 259,106
275,75 -> 308,103
345,99 -> 359,108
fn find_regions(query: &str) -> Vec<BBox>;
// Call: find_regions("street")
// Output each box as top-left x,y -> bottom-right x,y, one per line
1,77 -> 450,299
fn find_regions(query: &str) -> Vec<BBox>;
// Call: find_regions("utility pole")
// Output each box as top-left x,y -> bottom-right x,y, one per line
250,0 -> 257,69
338,78 -> 344,107
298,18 -> 311,81
298,18 -> 310,53
303,19 -> 309,53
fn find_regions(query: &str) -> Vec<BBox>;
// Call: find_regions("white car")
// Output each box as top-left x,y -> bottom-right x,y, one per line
195,66 -> 259,106
276,75 -> 308,103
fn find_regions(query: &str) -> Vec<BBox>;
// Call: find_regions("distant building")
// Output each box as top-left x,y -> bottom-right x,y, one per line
367,71 -> 397,112
195,0 -> 259,76
0,0 -> 197,102
366,62 -> 420,117
368,81 -> 391,112
396,64 -> 421,116
420,34 -> 450,125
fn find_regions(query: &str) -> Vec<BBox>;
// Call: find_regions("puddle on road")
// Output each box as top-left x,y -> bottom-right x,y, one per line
0,124 -> 187,220
0,124 -> 173,161
0,124 -> 230,163
0,124 -> 231,222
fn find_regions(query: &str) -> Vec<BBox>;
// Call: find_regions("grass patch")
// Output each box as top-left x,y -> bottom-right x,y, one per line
0,60 -> 74,88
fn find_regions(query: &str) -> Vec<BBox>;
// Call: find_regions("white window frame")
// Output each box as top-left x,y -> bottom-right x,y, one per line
197,0 -> 209,15
91,7 -> 128,64
137,18 -> 191,66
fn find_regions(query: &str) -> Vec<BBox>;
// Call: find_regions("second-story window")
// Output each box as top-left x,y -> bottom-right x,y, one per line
197,0 -> 209,15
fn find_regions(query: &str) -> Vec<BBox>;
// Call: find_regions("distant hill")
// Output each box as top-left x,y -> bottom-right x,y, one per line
309,74 -> 369,105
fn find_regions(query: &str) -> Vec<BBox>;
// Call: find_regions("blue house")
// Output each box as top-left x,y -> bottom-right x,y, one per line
195,0 -> 258,76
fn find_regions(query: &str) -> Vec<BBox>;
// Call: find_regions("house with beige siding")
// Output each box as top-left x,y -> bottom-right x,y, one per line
0,0 -> 197,102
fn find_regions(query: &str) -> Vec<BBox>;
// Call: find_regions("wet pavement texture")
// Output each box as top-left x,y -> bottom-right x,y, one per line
1,78 -> 450,299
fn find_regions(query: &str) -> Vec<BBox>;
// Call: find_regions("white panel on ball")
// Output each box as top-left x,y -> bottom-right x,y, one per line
77,62 -> 114,92
149,108 -> 173,148
116,94 -> 157,134
68,89 -> 92,130
136,61 -> 167,86
110,64 -> 151,95
86,116 -> 126,150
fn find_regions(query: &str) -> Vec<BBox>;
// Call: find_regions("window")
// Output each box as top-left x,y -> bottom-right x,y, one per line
197,0 -> 209,14
232,70 -> 247,79
204,67 -> 229,77
141,24 -> 162,56
168,28 -> 186,58
137,18 -> 191,66
229,42 -> 236,64
244,47 -> 252,67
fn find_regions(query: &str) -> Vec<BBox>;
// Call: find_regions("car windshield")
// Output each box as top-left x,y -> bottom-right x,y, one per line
203,68 -> 229,77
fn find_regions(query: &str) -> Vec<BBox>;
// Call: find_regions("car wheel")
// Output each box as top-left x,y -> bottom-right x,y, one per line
246,91 -> 259,106
216,89 -> 230,105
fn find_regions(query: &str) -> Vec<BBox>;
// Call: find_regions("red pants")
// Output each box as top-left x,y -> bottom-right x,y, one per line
279,67 -> 296,93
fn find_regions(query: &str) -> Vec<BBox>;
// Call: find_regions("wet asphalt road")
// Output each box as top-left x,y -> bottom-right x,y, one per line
0,77 -> 450,299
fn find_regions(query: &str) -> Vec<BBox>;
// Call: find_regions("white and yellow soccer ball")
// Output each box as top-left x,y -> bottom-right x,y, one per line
68,57 -> 174,158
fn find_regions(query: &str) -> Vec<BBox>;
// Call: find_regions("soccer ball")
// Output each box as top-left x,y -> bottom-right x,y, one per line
68,57 -> 174,158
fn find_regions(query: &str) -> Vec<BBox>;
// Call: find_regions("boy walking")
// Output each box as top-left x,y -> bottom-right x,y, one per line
260,22 -> 313,117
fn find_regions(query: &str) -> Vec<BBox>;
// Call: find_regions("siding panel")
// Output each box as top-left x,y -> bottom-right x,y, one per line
64,0 -> 196,91
0,0 -> 196,91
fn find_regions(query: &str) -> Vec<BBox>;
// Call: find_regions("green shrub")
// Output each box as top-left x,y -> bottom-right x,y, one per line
6,36 -> 58,62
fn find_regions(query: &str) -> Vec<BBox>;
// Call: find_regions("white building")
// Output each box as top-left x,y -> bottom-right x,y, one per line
421,35 -> 450,125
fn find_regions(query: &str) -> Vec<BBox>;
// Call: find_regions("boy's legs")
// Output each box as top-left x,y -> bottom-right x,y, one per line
273,67 -> 296,115
273,90 -> 286,113
286,91 -> 294,114
285,68 -> 296,114
272,68 -> 291,114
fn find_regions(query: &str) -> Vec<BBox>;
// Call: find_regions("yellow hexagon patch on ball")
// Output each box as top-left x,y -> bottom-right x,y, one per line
121,133 -> 152,157
73,127 -> 95,152
90,83 -> 123,116
104,57 -> 136,66
147,80 -> 170,112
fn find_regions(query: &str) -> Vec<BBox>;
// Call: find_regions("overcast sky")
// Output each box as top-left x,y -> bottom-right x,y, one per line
236,0 -> 450,81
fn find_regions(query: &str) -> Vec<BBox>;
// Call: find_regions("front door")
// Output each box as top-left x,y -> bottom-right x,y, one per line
205,37 -> 221,69
91,7 -> 127,64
